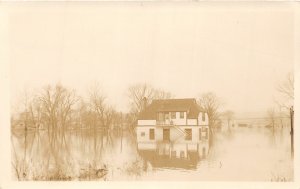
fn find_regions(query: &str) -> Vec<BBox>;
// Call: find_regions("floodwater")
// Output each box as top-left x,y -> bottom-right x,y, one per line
11,126 -> 293,181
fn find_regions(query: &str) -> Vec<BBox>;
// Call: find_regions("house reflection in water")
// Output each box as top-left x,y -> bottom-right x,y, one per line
136,98 -> 209,169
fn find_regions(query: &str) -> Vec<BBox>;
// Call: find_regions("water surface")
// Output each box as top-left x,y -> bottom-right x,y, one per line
11,126 -> 293,181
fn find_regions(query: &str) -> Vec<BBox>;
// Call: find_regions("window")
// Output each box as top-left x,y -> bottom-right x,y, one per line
199,128 -> 202,140
204,128 -> 208,139
163,128 -> 170,141
141,132 -> 145,137
185,129 -> 192,140
202,112 -> 206,121
180,112 -> 184,119
149,129 -> 155,140
165,112 -> 169,120
171,112 -> 176,119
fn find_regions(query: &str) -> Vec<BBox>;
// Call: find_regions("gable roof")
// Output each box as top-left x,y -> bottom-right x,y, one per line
138,98 -> 203,120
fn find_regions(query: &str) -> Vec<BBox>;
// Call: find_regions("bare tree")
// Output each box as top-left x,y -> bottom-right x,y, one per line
197,92 -> 222,145
88,83 -> 118,145
39,84 -> 78,132
153,89 -> 172,100
39,84 -> 78,170
198,92 -> 221,128
88,83 -> 106,127
275,72 -> 294,110
12,84 -> 79,175
18,89 -> 31,130
81,98 -> 99,131
12,89 -> 42,130
127,83 -> 172,125
28,95 -> 43,129
127,83 -> 155,117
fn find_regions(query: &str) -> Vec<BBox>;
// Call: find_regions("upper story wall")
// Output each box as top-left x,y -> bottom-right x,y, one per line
138,111 -> 209,126
187,119 -> 197,125
139,111 -> 187,126
138,120 -> 156,126
168,112 -> 187,125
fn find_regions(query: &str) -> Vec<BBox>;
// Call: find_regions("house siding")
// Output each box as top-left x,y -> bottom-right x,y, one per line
157,112 -> 187,125
187,119 -> 197,125
136,125 -> 209,144
137,120 -> 156,126
137,126 -> 156,142
172,112 -> 187,125
198,112 -> 209,125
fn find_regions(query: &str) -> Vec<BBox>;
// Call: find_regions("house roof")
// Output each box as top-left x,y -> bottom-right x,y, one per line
138,98 -> 203,120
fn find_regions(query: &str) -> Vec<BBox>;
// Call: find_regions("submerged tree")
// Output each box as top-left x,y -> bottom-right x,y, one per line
12,84 -> 80,178
197,92 -> 222,145
13,88 -> 51,130
267,108 -> 276,135
275,72 -> 294,110
87,83 -> 119,146
39,84 -> 78,132
274,72 -> 294,146
267,107 -> 278,146
198,92 -> 222,128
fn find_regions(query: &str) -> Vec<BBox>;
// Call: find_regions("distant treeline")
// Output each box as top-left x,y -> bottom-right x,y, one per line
11,83 -> 173,133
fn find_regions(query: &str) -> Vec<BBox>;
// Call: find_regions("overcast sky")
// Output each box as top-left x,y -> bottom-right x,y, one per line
9,3 -> 294,113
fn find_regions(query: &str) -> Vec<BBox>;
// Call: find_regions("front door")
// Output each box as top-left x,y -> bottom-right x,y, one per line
163,128 -> 170,141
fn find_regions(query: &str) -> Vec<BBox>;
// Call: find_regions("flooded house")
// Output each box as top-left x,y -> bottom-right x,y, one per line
136,98 -> 209,169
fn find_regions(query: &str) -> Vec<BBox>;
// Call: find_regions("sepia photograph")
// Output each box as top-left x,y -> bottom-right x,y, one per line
0,1 -> 299,187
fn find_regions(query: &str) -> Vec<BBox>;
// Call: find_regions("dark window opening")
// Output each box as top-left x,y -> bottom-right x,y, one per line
202,113 -> 206,121
180,112 -> 184,119
165,112 -> 169,120
149,129 -> 155,140
185,129 -> 192,140
163,128 -> 170,141
199,128 -> 202,140
204,128 -> 208,139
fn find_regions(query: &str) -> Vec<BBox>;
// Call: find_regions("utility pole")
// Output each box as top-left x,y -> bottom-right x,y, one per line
290,106 -> 294,158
